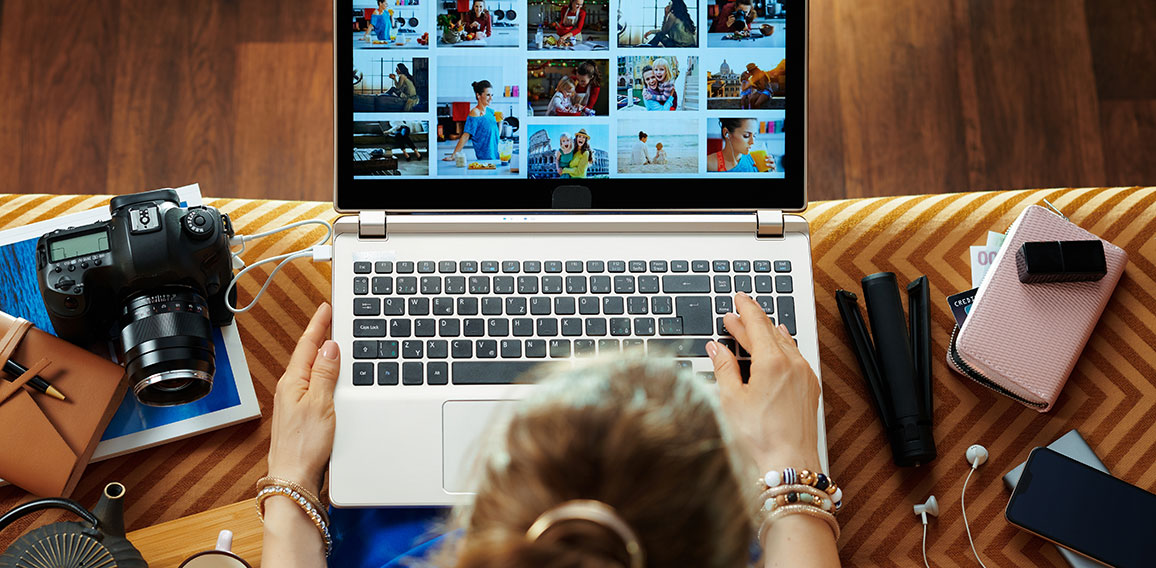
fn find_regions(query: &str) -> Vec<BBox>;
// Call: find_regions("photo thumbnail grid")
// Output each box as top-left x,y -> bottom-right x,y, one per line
350,0 -> 788,179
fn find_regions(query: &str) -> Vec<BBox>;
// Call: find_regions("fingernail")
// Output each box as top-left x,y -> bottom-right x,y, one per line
321,340 -> 339,360
705,341 -> 718,359
736,291 -> 750,300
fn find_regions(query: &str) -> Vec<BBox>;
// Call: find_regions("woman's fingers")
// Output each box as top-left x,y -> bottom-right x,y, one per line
734,292 -> 781,355
285,303 -> 333,385
307,340 -> 341,402
707,340 -> 742,388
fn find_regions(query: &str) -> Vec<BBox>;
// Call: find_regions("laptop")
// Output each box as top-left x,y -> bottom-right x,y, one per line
330,0 -> 824,507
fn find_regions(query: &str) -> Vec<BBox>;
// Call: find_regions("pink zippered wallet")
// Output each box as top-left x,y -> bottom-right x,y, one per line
947,205 -> 1127,412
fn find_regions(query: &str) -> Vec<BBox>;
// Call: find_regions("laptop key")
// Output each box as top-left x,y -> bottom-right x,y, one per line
354,319 -> 386,337
354,262 -> 372,274
713,260 -> 731,272
377,362 -> 398,385
433,297 -> 454,315
613,275 -> 635,294
487,318 -> 509,337
374,261 -> 393,274
579,296 -> 600,315
460,261 -> 479,273
634,318 -> 656,336
427,362 -> 449,385
390,320 -> 411,337
530,297 -> 551,315
439,260 -> 457,273
420,277 -> 441,295
457,297 -> 478,315
554,296 -> 576,315
500,339 -> 522,358
691,260 -> 710,273
715,295 -> 734,314
354,298 -> 380,316
354,277 -> 369,295
603,296 -> 624,314
451,361 -> 569,384
506,297 -> 527,315
439,318 -> 460,337
774,260 -> 792,273
352,363 -> 374,385
734,275 -> 753,294
452,339 -> 473,358
396,277 -> 417,295
590,276 -> 611,294
463,318 -> 485,337
397,261 -> 415,273
777,296 -> 797,335
402,362 -> 423,385
537,318 -> 559,336
608,260 -> 626,273
598,339 -> 620,353
415,318 -> 436,337
517,276 -> 539,294
565,260 -> 583,273
733,260 -> 751,272
482,297 -> 503,315
717,317 -> 730,336
658,318 -> 684,335
586,260 -> 605,273
585,318 -> 607,336
353,341 -> 376,359
628,260 -> 646,273
372,276 -> 394,295
561,318 -> 583,336
714,275 -> 732,293
753,260 -> 771,273
418,261 -> 436,273
675,296 -> 713,334
469,276 -> 491,294
610,318 -> 632,336
623,338 -> 645,350
755,276 -> 774,293
382,297 -> 404,315
549,339 -> 572,358
650,260 -> 668,273
627,297 -> 649,314
755,296 -> 775,314
542,276 -> 563,294
481,261 -> 499,273
671,260 -> 689,273
408,297 -> 430,315
494,276 -> 515,294
565,276 -> 587,294
662,275 -> 710,293
649,338 -> 711,357
445,276 -> 466,294
575,339 -> 596,357
476,340 -> 498,358
524,261 -> 542,273
638,275 -> 660,293
502,260 -> 520,273
652,296 -> 673,315
512,318 -> 534,336
544,261 -> 563,273
775,275 -> 794,293
525,339 -> 547,358
403,340 -> 423,359
427,340 -> 448,359
378,340 -> 399,358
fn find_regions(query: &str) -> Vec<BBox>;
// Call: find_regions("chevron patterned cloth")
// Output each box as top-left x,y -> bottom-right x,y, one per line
2,188 -> 1155,565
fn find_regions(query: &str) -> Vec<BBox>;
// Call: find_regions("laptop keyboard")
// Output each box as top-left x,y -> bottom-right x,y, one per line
348,259 -> 795,386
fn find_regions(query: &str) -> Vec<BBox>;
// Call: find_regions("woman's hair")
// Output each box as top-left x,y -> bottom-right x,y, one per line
576,61 -> 601,87
556,76 -> 575,93
720,118 -> 755,138
573,132 -> 592,159
669,0 -> 696,33
435,356 -> 754,567
472,80 -> 493,95
396,63 -> 412,80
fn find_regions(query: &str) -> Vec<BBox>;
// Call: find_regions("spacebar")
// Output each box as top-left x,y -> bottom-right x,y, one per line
452,361 -> 571,385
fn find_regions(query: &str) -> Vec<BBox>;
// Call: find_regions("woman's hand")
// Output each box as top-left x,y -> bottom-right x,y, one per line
708,292 -> 822,474
267,303 -> 339,494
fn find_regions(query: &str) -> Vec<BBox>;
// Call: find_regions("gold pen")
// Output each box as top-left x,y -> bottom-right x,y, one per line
3,359 -> 66,401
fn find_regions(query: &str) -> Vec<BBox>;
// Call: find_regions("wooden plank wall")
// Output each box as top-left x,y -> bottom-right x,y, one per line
0,0 -> 1153,202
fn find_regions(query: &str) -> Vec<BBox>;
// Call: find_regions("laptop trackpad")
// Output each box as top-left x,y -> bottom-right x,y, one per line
443,400 -> 518,493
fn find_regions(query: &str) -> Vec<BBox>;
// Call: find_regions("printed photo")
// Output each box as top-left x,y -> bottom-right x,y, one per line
527,0 -> 612,51
707,0 -> 786,47
617,119 -> 698,175
527,124 -> 610,179
617,55 -> 699,111
617,0 -> 699,48
353,121 -> 430,177
353,54 -> 429,113
706,117 -> 785,176
436,0 -> 520,47
437,57 -> 522,176
705,53 -> 785,109
353,0 -> 431,50
528,59 -> 610,116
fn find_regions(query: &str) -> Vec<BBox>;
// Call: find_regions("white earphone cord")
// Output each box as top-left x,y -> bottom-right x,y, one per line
225,219 -> 333,314
962,467 -> 988,568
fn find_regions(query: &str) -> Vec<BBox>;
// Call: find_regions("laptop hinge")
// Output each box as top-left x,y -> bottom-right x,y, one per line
359,211 -> 387,238
756,210 -> 784,238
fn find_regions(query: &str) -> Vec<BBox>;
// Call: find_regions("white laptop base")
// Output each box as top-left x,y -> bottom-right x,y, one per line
330,213 -> 827,507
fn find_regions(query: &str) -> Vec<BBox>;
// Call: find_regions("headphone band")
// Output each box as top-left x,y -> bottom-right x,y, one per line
525,499 -> 645,568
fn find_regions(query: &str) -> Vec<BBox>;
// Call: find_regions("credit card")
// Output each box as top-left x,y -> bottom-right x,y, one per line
947,288 -> 978,327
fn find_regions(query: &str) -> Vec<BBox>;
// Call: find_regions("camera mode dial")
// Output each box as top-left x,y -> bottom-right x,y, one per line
182,209 -> 214,240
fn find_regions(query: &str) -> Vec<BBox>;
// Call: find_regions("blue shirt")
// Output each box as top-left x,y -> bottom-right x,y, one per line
371,13 -> 391,41
463,107 -> 500,160
726,153 -> 759,173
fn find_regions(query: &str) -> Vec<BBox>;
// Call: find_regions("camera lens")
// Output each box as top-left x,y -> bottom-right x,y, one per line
117,286 -> 216,406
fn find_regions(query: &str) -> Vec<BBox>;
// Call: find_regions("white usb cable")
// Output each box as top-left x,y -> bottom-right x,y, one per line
225,219 -> 333,313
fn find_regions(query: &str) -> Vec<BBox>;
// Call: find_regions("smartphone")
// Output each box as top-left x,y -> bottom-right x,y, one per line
1006,447 -> 1156,568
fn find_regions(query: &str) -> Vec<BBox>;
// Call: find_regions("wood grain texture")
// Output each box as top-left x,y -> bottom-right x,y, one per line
127,499 -> 263,568
0,1 -> 1154,199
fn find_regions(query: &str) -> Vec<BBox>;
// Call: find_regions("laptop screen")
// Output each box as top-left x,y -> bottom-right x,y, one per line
336,0 -> 805,211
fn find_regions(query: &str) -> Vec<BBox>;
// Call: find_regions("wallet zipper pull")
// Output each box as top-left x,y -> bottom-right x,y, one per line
947,325 -> 1048,409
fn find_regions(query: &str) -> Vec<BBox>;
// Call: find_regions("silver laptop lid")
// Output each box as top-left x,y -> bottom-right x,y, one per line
335,0 -> 806,213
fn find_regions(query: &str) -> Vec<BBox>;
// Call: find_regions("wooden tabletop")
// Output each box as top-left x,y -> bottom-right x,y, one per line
3,187 -> 1155,566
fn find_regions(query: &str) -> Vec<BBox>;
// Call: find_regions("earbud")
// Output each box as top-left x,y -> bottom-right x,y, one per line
966,444 -> 989,469
913,495 -> 939,525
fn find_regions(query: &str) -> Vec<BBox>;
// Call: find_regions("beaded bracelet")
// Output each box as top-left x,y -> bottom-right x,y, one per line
256,476 -> 329,525
759,468 -> 844,512
761,504 -> 841,542
256,484 -> 333,557
758,484 -> 835,514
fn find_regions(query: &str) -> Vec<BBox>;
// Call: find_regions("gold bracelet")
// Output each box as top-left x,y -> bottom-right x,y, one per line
757,484 -> 835,515
761,504 -> 840,542
256,476 -> 328,525
256,484 -> 333,557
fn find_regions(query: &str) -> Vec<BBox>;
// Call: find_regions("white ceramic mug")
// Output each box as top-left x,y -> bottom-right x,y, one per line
179,530 -> 253,568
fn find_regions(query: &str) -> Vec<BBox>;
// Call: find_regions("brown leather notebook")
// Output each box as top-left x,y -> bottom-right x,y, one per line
0,311 -> 127,497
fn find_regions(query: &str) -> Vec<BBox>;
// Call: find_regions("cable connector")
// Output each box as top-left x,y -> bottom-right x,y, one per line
312,245 -> 333,263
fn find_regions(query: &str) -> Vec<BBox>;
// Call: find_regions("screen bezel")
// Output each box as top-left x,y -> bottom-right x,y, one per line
334,0 -> 807,213
1005,447 -> 1154,567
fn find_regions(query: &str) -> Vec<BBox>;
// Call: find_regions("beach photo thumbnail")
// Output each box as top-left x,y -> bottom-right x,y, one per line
527,0 -> 612,51
527,124 -> 610,179
705,53 -> 785,109
353,54 -> 428,113
353,0 -> 431,50
437,0 -> 520,48
617,119 -> 698,175
353,120 -> 430,178
528,59 -> 610,117
705,116 -> 785,176
617,0 -> 699,47
706,0 -> 787,47
616,55 -> 699,112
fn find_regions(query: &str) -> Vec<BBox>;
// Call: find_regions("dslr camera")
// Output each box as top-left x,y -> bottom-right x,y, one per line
37,189 -> 236,406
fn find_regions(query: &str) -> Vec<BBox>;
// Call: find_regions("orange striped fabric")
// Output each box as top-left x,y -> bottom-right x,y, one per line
2,188 -> 1154,566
